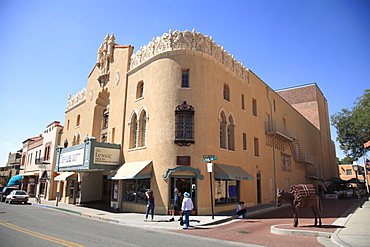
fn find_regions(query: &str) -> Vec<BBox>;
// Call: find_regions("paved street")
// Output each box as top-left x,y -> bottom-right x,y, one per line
7,196 -> 369,246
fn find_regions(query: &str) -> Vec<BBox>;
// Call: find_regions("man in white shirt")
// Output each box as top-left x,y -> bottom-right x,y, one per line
181,192 -> 193,229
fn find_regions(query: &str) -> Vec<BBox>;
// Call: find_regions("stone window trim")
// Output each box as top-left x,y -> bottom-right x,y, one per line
175,101 -> 195,146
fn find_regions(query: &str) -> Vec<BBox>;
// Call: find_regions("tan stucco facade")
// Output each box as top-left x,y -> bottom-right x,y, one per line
58,31 -> 337,215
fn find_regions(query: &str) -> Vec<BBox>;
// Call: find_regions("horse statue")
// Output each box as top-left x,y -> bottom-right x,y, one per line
277,184 -> 322,227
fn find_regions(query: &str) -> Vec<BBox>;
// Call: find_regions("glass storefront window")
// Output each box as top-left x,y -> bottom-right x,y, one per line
215,178 -> 239,204
122,178 -> 150,204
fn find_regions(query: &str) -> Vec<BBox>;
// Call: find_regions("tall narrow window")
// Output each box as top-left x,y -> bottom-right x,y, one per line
265,113 -> 271,132
175,101 -> 194,146
252,99 -> 257,117
181,69 -> 189,88
67,120 -> 70,130
243,133 -> 247,150
103,109 -> 109,129
136,81 -> 144,99
76,134 -> 81,144
273,99 -> 276,112
282,117 -> 287,135
241,94 -> 245,110
101,109 -> 109,142
130,114 -> 138,148
227,116 -> 235,151
76,115 -> 81,127
223,84 -> 230,101
220,112 -> 227,149
111,127 -> 115,143
139,111 -> 147,147
254,137 -> 259,157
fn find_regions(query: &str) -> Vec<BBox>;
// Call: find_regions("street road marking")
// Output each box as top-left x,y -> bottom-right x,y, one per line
0,220 -> 86,247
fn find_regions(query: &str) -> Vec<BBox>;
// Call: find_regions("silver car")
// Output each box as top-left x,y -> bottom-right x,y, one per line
5,190 -> 29,204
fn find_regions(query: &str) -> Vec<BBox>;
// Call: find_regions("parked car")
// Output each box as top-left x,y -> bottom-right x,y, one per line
5,190 -> 29,204
1,187 -> 17,202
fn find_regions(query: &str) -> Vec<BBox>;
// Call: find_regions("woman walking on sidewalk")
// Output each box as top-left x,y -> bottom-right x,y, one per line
144,191 -> 155,221
181,192 -> 193,229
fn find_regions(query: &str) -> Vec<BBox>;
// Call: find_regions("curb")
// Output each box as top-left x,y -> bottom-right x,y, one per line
270,224 -> 332,238
32,203 -> 81,215
199,216 -> 233,226
81,213 -> 120,224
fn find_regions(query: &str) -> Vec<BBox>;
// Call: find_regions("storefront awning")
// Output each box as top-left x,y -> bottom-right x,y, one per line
22,172 -> 39,176
214,163 -> 254,181
112,161 -> 152,180
54,172 -> 76,181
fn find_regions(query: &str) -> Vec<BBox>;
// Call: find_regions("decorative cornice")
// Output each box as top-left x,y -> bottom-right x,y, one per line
130,30 -> 249,83
66,88 -> 86,112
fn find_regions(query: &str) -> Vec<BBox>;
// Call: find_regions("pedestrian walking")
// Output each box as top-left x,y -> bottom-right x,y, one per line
170,188 -> 183,221
181,192 -> 193,229
144,190 -> 155,221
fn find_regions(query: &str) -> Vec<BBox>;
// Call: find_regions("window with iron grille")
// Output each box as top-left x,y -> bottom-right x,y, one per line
175,101 -> 194,146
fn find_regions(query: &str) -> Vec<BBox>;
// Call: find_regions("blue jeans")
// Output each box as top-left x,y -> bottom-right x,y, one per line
146,204 -> 154,220
183,210 -> 191,227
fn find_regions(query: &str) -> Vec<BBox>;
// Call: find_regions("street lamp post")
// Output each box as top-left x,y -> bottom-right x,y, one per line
352,161 -> 362,208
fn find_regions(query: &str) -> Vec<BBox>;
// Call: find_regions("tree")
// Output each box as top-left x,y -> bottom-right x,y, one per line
337,156 -> 353,165
331,89 -> 370,159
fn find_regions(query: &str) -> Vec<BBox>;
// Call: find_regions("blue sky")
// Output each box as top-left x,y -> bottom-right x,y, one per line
1,0 -> 369,166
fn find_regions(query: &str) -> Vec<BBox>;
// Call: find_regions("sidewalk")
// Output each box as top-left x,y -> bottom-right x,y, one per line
32,197 -> 370,246
331,198 -> 370,247
31,199 -> 289,230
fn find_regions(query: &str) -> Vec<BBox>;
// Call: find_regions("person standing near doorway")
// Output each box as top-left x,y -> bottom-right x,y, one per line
144,190 -> 155,221
181,192 -> 193,229
170,188 -> 183,221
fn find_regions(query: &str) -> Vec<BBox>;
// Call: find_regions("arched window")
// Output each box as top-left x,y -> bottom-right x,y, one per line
72,135 -> 76,146
130,113 -> 138,148
136,81 -> 144,99
139,110 -> 147,147
223,84 -> 230,101
220,112 -> 227,149
76,134 -> 81,145
227,116 -> 235,151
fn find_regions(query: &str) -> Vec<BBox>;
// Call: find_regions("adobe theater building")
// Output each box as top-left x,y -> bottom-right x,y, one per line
55,30 -> 337,215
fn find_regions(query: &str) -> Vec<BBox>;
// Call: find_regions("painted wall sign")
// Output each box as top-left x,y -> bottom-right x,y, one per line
59,149 -> 84,167
94,147 -> 120,165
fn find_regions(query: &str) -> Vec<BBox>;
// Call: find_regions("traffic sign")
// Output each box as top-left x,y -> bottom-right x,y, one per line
203,155 -> 215,159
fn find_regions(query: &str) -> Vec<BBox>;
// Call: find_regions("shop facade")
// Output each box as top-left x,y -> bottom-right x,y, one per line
54,137 -> 120,204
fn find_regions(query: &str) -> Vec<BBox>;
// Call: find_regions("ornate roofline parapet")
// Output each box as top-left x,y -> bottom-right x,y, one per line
129,30 -> 249,83
65,88 -> 86,112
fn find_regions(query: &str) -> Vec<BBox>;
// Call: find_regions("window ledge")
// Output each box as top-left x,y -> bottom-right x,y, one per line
128,146 -> 147,152
220,148 -> 236,153
135,97 -> 144,102
179,87 -> 192,90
